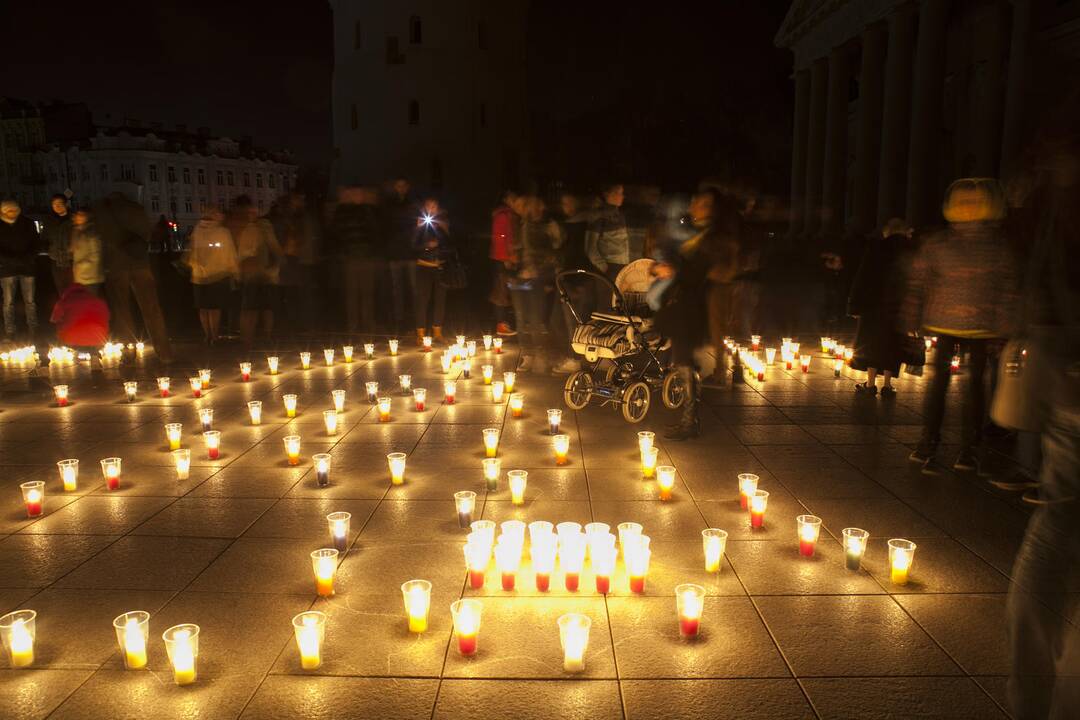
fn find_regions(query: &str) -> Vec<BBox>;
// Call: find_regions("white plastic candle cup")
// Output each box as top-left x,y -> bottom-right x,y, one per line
765,347 -> 777,365
157,376 -> 171,396
387,452 -> 407,485
364,343 -> 375,358
248,401 -> 263,425
284,435 -> 302,466
463,357 -> 473,378
547,408 -> 562,435
399,374 -> 412,394
162,623 -> 200,685
313,453 -> 332,487
737,473 -> 759,510
311,548 -> 339,596
365,381 -> 379,403
20,481 -> 44,518
491,381 -> 505,404
702,528 -> 728,573
469,520 -> 497,553
173,449 -> 192,480
267,356 -> 280,374
100,457 -> 122,490
451,599 -> 482,656
377,397 -> 392,422
57,458 -> 79,492
300,351 -> 312,369
440,353 -> 453,373
888,538 -> 916,585
323,348 -> 335,366
323,409 -> 339,436
637,431 -> 655,454
553,434 -> 570,465
483,334 -> 493,350
401,579 -> 432,633
509,393 -> 524,418
0,609 -> 36,668
199,407 -> 214,433
124,381 -> 138,402
413,387 -> 427,412
283,394 -> 298,418
466,340 -> 477,357
482,428 -> 500,458
422,336 -> 433,351
617,522 -> 643,557
482,457 -> 501,491
843,528 -> 869,571
388,338 -> 399,356
327,511 -> 352,552
332,389 -> 346,413
641,446 -> 659,478
503,371 -> 516,393
557,613 -> 591,673
529,520 -> 555,546
675,583 -> 706,638
508,470 -> 528,505
292,611 -> 327,670
796,514 -> 823,556
455,491 -> 477,528
113,611 -> 150,670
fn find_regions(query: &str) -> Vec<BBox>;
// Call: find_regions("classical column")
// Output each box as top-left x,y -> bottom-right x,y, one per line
788,69 -> 811,236
974,1 -> 1008,176
851,23 -> 886,234
803,58 -> 828,237
821,46 -> 851,235
876,6 -> 916,225
906,0 -> 952,227
999,0 -> 1032,181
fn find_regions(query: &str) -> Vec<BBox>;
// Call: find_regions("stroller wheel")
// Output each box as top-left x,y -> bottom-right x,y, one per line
621,381 -> 651,423
661,371 -> 688,409
564,370 -> 593,410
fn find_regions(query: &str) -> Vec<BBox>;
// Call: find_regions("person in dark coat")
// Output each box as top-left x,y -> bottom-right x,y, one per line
0,198 -> 41,340
331,186 -> 380,336
848,218 -> 918,396
411,197 -> 451,343
41,194 -> 72,292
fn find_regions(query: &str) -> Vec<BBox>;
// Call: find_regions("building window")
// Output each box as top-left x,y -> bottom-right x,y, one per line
256,173 -> 263,188
197,168 -> 205,185
216,170 -> 224,185
99,164 -> 109,181
480,103 -> 487,128
121,164 -> 134,180
409,100 -> 420,125
226,171 -> 234,186
167,166 -> 176,183
354,20 -> 363,49
169,200 -> 177,216
151,196 -> 160,212
351,104 -> 359,130
409,15 -> 422,44
182,167 -> 191,184
149,164 -> 158,181
242,172 -> 250,187
283,175 -> 290,192
478,20 -> 487,50
184,198 -> 193,213
386,36 -> 404,64
199,198 -> 207,211
269,174 -> 276,189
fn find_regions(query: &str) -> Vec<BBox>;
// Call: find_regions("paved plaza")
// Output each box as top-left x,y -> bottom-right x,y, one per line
0,340 -> 1036,719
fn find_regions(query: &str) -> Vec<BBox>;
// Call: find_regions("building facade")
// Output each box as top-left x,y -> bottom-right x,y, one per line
0,98 -> 47,200
776,0 -> 1080,237
329,0 -> 528,227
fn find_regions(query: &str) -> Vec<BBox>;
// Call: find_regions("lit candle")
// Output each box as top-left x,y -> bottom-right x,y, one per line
323,409 -> 338,436
738,473 -> 759,510
791,342 -> 801,355
388,338 -> 399,356
377,396 -> 392,422
821,336 -> 831,353
135,341 -> 145,355
656,465 -> 676,501
53,384 -> 69,406
624,535 -> 651,593
500,372 -> 516,393
364,343 -> 375,358
702,528 -> 728,573
300,351 -> 311,369
462,357 -> 472,379
248,401 -> 263,425
198,369 -> 211,390
842,527 -> 868,571
931,336 -> 939,348
440,352 -> 453,374
292,611 -> 327,670
343,345 -> 354,363
557,613 -> 591,673
482,457 -> 501,491
584,523 -> 612,561
530,531 -> 557,592
888,538 -> 916,585
675,583 -> 706,638
493,337 -> 503,354
57,459 -> 79,492
450,599 -> 481,656
283,394 -> 298,418
950,355 -> 961,373
464,534 -> 491,589
199,407 -> 214,433
173,449 -> 191,480
765,347 -> 776,365
0,610 -> 36,668
401,579 -> 432,632
284,435 -> 302,466
454,490 -> 476,528
332,389 -> 346,413
466,340 -> 477,357
157,376 -> 170,397
313,453 -> 332,487
844,346 -> 854,363
483,334 -> 493,350
123,381 -> 138,402
323,348 -> 335,366
113,611 -> 149,670
548,409 -> 562,435
495,541 -> 521,591
924,337 -> 932,352
637,431 -> 655,454
559,531 -> 586,592
509,393 -> 524,418
100,457 -> 122,491
399,374 -> 412,394
365,381 -> 379,403
501,520 -> 527,550
162,422 -> 182,451
203,430 -> 221,460
162,623 -> 199,685
311,548 -> 339,596
327,511 -> 351,552
507,470 -> 527,505
783,351 -> 794,370
800,355 -> 811,373
491,380 -> 505,404
482,364 -> 494,385
796,514 -> 822,556
267,356 -> 280,375
834,357 -> 844,377
422,335 -> 433,352
239,362 -> 251,381
592,542 -> 616,594
617,522 -> 643,558
470,520 -> 496,553
482,428 -> 500,458
20,481 -> 44,517
413,388 -> 427,412
553,434 -> 570,465
751,334 -> 761,350
444,380 -> 456,404
749,490 -> 769,529
387,452 -> 407,485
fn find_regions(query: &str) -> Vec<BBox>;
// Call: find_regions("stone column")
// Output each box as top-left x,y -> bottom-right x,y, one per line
821,46 -> 851,235
999,0 -> 1032,181
876,6 -> 916,225
803,58 -> 829,237
851,24 -> 887,234
788,69 -> 811,236
906,0 -> 952,227
974,1 -> 1008,176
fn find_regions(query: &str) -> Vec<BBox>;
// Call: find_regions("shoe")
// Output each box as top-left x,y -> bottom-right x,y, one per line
1022,488 -> 1050,505
909,440 -> 937,465
989,472 -> 1040,492
496,322 -> 517,337
551,357 -> 581,375
880,385 -> 896,398
855,382 -> 878,396
953,448 -> 981,473
517,355 -> 533,373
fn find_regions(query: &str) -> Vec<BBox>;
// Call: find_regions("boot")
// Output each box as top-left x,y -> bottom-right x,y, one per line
432,326 -> 444,342
665,367 -> 700,440
415,328 -> 426,346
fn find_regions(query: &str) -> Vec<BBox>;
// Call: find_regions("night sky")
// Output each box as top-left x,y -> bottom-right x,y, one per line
6,0 -> 792,193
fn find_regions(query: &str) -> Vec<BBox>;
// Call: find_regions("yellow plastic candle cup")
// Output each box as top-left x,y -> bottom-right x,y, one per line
343,345 -> 355,363
401,579 -> 432,633
248,401 -> 263,426
377,396 -> 392,422
323,348 -> 335,366
509,393 -> 524,418
656,465 -> 676,501
284,435 -> 302,466
553,434 -> 570,465
0,609 -> 36,668
332,389 -> 346,413
323,409 -> 339,436
387,452 -> 407,485
113,611 -> 149,670
557,613 -> 591,673
267,356 -> 280,374
888,538 -> 916,585
482,428 -> 500,458
300,351 -> 311,369
162,623 -> 199,685
166,422 -> 183,453
508,470 -> 528,505
57,459 -> 79,492
702,528 -> 728,573
173,449 -> 191,480
292,611 -> 327,670
311,548 -> 339,596
641,446 -> 659,478
283,394 -> 298,419
482,365 -> 494,385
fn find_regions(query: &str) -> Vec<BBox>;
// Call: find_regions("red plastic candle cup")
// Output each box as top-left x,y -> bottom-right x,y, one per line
676,583 -> 706,638
493,338 -> 503,354
20,481 -> 44,517
749,490 -> 769,528
101,457 -> 122,491
54,384 -> 69,406
239,362 -> 251,381
559,533 -> 586,592
738,473 -> 759,510
203,431 -> 221,460
530,526 -> 556,591
625,533 -> 651,593
189,377 -> 202,398
463,534 -> 490,589
800,355 -> 811,373
157,376 -> 170,397
451,599 -> 482,656
796,514 -> 822,557
413,388 -> 427,412
443,381 -> 456,404
950,356 -> 961,373
592,543 -> 616,594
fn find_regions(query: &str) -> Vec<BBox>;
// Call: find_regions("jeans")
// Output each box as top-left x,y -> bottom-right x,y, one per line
413,264 -> 445,330
343,256 -> 377,335
1,275 -> 36,337
921,334 -> 991,450
510,284 -> 548,353
1008,361 -> 1080,719
105,262 -> 173,363
388,260 -> 413,332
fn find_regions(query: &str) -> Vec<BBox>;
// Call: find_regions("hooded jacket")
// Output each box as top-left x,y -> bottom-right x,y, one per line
0,215 -> 39,277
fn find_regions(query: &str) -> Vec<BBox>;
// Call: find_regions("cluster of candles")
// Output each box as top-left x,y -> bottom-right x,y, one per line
0,345 -> 39,365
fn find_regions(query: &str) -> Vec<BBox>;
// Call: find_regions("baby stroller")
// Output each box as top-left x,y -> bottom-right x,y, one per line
556,261 -> 687,422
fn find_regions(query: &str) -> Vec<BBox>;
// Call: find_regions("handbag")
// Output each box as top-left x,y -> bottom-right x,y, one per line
990,338 -> 1042,431
899,334 -> 926,368
438,251 -> 468,289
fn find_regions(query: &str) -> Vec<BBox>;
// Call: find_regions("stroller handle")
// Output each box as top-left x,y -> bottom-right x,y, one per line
555,269 -> 627,326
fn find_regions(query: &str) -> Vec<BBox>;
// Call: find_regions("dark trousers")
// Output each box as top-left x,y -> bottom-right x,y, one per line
509,284 -> 548,352
105,262 -> 173,363
344,256 -> 377,335
388,259 -> 413,332
921,334 -> 990,449
413,264 -> 445,330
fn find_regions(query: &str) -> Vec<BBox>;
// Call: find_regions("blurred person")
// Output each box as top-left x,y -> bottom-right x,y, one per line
42,194 -> 72,292
185,206 -> 238,345
412,196 -> 450,343
0,198 -> 39,341
551,192 -> 592,374
509,195 -> 562,373
230,195 -> 283,350
273,192 -> 320,333
847,218 -> 918,396
903,178 -> 1020,474
490,190 -> 523,336
586,182 -> 630,283
331,186 -> 380,336
382,177 -> 416,334
68,210 -> 103,295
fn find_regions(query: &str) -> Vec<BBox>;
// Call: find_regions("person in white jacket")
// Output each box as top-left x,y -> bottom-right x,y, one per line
185,207 -> 238,345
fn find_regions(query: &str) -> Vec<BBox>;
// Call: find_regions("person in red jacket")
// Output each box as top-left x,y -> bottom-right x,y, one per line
489,190 -> 524,336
